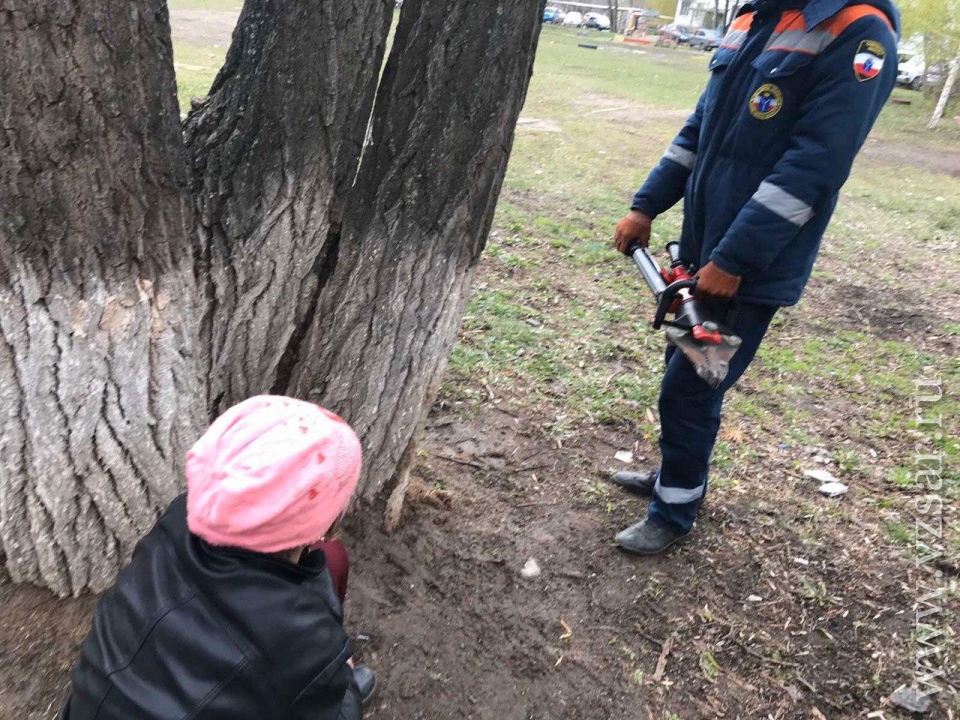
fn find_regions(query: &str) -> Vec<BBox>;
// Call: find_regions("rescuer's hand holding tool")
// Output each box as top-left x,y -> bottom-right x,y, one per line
614,209 -> 653,253
694,262 -> 741,301
628,240 -> 742,390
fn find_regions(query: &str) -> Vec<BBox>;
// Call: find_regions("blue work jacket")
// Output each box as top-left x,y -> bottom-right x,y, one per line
633,0 -> 900,305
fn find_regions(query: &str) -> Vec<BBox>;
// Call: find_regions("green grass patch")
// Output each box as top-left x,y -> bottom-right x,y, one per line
173,43 -> 226,112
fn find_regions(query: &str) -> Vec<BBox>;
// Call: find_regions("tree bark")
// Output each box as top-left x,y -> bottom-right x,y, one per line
183,0 -> 394,415
287,0 -> 546,500
608,0 -> 620,34
0,0 -> 203,595
928,56 -> 960,129
1,0 -> 544,593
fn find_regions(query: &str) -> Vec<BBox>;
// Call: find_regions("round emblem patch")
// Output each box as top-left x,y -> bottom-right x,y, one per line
854,39 -> 886,81
749,83 -> 783,120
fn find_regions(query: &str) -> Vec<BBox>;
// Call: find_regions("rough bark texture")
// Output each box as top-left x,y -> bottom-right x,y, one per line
183,0 -> 393,414
0,0 -> 202,595
1,0 -> 544,593
288,0 -> 545,500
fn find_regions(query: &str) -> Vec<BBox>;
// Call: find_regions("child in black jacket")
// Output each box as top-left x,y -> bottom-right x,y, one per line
59,396 -> 373,720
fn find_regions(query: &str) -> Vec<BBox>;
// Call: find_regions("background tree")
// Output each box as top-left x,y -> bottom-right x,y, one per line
900,0 -> 960,127
0,0 -> 544,596
607,0 -> 621,33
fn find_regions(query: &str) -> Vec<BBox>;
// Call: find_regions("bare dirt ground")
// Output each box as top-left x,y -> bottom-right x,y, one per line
860,138 -> 960,178
168,8 -> 237,47
3,180 -> 957,718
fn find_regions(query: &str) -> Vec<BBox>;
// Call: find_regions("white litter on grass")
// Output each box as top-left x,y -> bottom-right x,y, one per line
521,558 -> 542,579
614,450 -> 634,464
803,469 -> 837,484
747,595 -> 763,602
819,481 -> 849,497
803,468 -> 849,498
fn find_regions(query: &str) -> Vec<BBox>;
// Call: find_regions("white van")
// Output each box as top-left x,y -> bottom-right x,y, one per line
583,12 -> 612,30
898,52 -> 925,90
562,11 -> 584,26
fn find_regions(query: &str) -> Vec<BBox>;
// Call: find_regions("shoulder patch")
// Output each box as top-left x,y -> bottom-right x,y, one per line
854,39 -> 885,81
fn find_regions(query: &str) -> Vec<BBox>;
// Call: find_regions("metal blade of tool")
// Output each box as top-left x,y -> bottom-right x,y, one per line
665,327 -> 742,389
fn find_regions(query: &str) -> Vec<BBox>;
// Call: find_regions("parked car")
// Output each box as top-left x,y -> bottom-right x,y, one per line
583,12 -> 612,30
897,53 -> 948,90
897,52 -> 925,90
543,6 -> 565,24
659,24 -> 692,44
688,28 -> 722,51
562,11 -> 584,27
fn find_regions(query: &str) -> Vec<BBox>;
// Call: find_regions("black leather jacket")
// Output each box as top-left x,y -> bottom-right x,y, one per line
59,494 -> 361,720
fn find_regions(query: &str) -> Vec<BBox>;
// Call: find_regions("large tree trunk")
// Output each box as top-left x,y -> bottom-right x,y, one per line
287,0 -> 545,500
183,0 -> 394,414
0,0 -> 203,596
1,0 -> 544,594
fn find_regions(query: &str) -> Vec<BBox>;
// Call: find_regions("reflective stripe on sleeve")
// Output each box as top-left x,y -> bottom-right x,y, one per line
653,475 -> 706,504
719,28 -> 747,49
752,181 -> 815,226
765,29 -> 836,55
663,143 -> 696,170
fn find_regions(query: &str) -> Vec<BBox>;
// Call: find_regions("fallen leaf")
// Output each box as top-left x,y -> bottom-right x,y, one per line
722,426 -> 745,443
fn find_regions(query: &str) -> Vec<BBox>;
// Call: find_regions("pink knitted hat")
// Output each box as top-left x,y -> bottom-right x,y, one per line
185,395 -> 362,553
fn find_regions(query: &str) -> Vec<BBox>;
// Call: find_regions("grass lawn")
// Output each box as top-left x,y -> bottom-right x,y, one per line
163,16 -> 959,718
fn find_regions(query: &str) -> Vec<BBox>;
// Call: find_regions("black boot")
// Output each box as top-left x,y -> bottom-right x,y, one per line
610,470 -> 657,496
353,664 -> 377,705
615,518 -> 689,554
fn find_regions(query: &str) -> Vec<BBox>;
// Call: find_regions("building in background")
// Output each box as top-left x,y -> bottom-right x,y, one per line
550,1 -> 673,33
674,0 -> 748,29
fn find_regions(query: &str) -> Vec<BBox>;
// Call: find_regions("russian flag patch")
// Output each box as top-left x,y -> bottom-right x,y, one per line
854,39 -> 886,82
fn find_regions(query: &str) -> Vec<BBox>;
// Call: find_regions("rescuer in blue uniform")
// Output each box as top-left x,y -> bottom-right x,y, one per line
611,0 -> 900,553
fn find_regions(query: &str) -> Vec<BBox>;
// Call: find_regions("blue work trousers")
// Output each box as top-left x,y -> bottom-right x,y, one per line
647,302 -> 778,533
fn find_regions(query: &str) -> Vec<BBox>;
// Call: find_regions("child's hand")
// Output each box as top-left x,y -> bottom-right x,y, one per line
347,657 -> 354,668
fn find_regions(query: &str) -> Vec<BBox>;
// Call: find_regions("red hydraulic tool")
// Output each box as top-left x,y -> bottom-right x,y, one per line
628,240 -> 742,388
